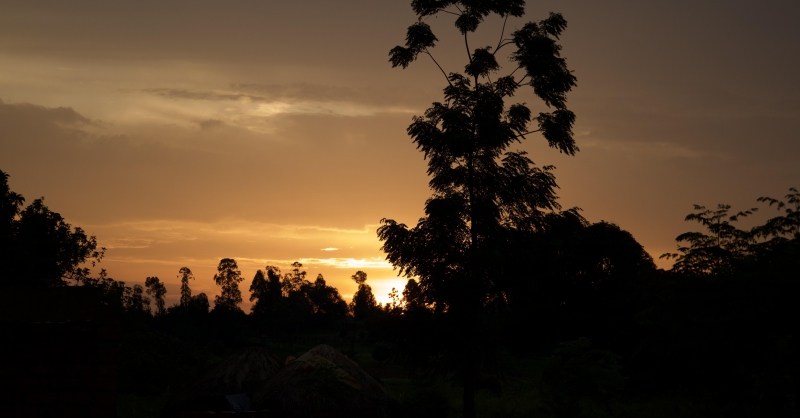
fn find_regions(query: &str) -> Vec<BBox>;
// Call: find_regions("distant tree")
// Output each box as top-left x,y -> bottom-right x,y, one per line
75,268 -> 151,316
386,287 -> 401,312
145,276 -> 167,315
755,187 -> 800,239
662,187 -> 800,276
349,270 -> 377,320
81,268 -> 126,311
269,262 -> 314,332
177,267 -> 194,307
189,292 -> 210,314
282,261 -> 308,295
124,284 -> 151,315
213,258 -> 243,312
305,274 -> 348,319
250,265 -> 282,317
381,2 -> 579,415
250,270 -> 268,310
660,204 -> 755,276
313,273 -> 326,287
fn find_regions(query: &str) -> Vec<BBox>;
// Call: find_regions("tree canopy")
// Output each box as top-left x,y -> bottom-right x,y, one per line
0,170 -> 104,287
213,258 -> 244,312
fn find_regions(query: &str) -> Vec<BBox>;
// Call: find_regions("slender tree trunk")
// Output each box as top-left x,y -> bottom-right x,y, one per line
464,140 -> 478,418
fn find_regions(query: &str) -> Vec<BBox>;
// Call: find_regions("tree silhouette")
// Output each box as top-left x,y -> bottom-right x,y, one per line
349,270 -> 377,320
381,2 -> 578,415
213,258 -> 243,312
1,170 -> 105,287
401,278 -> 424,311
145,276 -> 167,316
189,292 -> 210,314
282,261 -> 308,295
662,187 -> 800,276
270,262 -> 315,333
0,170 -> 24,256
755,187 -> 800,239
249,265 -> 282,318
305,274 -> 349,322
124,283 -> 151,315
177,267 -> 194,307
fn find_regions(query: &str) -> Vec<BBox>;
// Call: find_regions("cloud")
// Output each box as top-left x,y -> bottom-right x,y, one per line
226,257 -> 392,270
198,119 -> 225,130
143,88 -> 267,103
231,83 -> 369,104
81,219 -> 378,248
0,98 -> 98,128
298,257 -> 393,269
138,84 -> 417,120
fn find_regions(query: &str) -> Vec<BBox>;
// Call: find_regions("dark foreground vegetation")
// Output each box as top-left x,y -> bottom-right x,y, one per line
1,169 -> 798,417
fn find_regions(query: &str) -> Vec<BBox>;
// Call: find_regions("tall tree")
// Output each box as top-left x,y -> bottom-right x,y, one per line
145,276 -> 167,316
213,258 -> 243,311
250,265 -> 282,317
380,2 -> 578,416
177,267 -> 195,307
349,270 -> 377,320
274,262 -> 314,332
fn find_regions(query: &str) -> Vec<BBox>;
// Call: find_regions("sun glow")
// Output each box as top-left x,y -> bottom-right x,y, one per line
365,277 -> 410,305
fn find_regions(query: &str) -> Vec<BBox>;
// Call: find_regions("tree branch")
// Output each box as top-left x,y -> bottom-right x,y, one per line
464,32 -> 472,62
496,14 -> 509,52
507,65 -> 523,78
511,129 -> 541,140
425,49 -> 453,87
435,8 -> 461,17
493,41 -> 515,56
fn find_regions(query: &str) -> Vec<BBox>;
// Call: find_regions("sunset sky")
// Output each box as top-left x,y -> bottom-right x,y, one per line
1,0 -> 798,309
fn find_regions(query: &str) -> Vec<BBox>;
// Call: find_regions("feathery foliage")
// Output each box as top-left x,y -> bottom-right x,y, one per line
382,2 -> 578,416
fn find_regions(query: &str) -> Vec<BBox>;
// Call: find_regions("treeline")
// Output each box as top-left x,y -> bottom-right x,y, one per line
2,168 -> 798,415
0,168 -> 386,326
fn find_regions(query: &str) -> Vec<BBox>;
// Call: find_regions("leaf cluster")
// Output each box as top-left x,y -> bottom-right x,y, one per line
411,1 -> 525,33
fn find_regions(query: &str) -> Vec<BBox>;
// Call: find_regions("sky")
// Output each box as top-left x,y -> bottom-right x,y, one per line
1,0 -> 798,309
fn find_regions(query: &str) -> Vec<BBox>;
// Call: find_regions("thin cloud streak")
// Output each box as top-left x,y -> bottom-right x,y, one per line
139,86 -> 417,120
